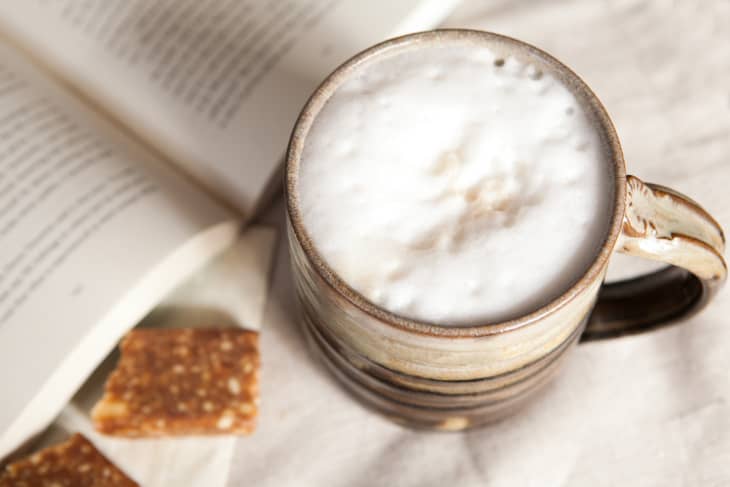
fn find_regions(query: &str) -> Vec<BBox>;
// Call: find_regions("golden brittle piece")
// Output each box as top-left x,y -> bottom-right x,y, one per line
92,328 -> 259,436
0,433 -> 137,486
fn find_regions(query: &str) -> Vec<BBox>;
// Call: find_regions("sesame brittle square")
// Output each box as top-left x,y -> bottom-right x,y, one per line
92,328 -> 259,436
0,433 -> 137,486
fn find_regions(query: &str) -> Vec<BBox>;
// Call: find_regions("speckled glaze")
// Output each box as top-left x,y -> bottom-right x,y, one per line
285,30 -> 726,430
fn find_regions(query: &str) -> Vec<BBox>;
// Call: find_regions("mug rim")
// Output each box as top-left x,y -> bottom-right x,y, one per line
285,29 -> 627,338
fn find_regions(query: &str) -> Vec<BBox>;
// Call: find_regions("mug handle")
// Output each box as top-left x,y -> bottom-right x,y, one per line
582,175 -> 726,341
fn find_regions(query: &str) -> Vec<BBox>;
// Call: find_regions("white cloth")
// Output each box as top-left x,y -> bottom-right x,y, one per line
228,1 -> 730,485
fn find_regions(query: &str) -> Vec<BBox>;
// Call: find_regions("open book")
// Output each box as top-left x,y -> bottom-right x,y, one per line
0,0 -> 458,460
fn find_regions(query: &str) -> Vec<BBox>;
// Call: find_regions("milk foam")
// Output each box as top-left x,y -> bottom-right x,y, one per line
299,45 -> 611,325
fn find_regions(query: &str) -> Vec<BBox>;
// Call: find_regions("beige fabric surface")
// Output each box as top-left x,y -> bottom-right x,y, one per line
229,1 -> 730,486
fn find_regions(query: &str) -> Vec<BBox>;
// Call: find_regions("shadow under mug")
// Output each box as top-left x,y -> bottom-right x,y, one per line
285,30 -> 727,431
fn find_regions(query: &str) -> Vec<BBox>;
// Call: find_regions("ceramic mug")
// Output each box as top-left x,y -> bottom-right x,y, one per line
285,30 -> 726,431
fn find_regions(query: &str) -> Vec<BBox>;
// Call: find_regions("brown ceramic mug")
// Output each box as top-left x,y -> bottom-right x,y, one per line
285,30 -> 726,430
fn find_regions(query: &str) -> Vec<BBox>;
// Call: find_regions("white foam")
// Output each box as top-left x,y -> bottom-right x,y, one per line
298,45 -> 611,325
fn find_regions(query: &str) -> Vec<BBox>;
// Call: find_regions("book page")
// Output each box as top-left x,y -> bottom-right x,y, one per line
0,39 -> 237,459
0,0 -> 457,216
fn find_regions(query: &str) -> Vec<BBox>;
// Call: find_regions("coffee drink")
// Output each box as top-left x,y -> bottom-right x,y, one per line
298,44 -> 612,325
288,30 -> 726,430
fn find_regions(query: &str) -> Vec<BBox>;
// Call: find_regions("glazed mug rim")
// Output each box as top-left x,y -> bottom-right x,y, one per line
285,28 -> 627,338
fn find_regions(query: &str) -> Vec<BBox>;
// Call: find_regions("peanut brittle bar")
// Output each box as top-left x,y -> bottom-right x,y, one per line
0,433 -> 137,486
92,327 -> 259,436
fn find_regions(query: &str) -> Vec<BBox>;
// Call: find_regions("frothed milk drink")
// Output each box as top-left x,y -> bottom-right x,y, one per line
287,30 -> 727,429
298,44 -> 611,325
